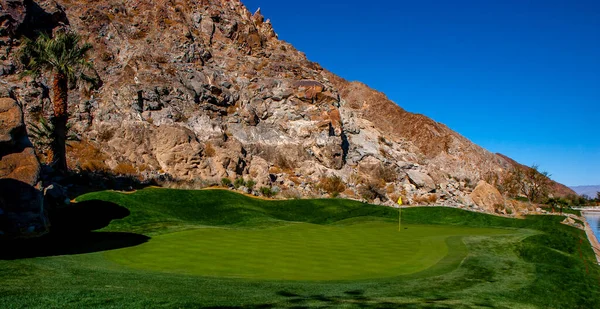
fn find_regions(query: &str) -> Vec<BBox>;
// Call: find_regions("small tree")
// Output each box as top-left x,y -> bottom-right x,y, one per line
522,165 -> 551,203
498,167 -> 523,198
18,31 -> 95,173
500,165 -> 551,203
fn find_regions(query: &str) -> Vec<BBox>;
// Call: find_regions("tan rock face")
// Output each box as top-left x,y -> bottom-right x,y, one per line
0,98 -> 48,238
0,0 -> 575,212
0,98 -> 39,186
470,181 -> 505,213
0,98 -> 24,144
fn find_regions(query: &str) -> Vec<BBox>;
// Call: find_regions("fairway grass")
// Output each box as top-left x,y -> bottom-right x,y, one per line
106,222 -> 513,280
0,188 -> 599,308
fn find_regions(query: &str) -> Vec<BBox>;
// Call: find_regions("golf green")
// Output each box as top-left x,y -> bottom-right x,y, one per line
106,221 -> 513,280
2,188 -> 599,308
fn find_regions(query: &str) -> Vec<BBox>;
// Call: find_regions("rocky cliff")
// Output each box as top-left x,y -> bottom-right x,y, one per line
0,0 -> 575,213
0,98 -> 48,238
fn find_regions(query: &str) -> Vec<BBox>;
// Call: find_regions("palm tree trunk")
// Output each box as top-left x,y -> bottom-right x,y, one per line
51,72 -> 68,173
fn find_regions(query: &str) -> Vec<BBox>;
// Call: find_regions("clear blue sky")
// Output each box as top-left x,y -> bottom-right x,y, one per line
241,0 -> 600,186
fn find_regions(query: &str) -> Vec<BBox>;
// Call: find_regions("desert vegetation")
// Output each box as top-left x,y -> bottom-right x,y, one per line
317,175 -> 346,197
498,164 -> 553,203
18,31 -> 97,173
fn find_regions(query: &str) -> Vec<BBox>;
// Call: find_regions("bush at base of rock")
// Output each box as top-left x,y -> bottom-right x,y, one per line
358,182 -> 386,201
246,180 -> 256,190
318,176 -> 346,198
221,178 -> 232,187
260,186 -> 278,198
233,178 -> 245,189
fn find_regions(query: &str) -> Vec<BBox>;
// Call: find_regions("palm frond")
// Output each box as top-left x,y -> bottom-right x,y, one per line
18,31 -> 95,85
28,117 -> 55,147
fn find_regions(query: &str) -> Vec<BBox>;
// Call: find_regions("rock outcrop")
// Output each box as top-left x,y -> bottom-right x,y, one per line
0,98 -> 48,238
0,0 -> 575,213
470,180 -> 505,213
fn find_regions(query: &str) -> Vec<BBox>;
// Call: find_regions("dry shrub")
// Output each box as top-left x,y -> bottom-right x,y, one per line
154,55 -> 168,64
386,184 -> 395,194
390,188 -> 409,205
80,160 -> 108,172
226,105 -> 238,115
165,67 -> 177,76
130,30 -> 147,40
413,194 -> 438,205
343,189 -> 357,198
318,176 -> 346,197
374,164 -> 398,182
358,181 -> 386,201
100,52 -> 113,62
204,142 -> 216,157
289,176 -> 301,185
348,172 -> 363,186
281,188 -> 302,199
97,129 -> 115,142
158,177 -> 212,190
255,60 -> 269,71
113,162 -> 137,175
68,141 -> 109,172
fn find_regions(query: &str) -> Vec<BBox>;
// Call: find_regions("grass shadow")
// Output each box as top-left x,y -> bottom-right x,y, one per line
50,199 -> 131,233
0,231 -> 149,260
0,200 -> 149,260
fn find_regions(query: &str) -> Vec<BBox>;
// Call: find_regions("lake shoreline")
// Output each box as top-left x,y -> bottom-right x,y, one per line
581,211 -> 600,264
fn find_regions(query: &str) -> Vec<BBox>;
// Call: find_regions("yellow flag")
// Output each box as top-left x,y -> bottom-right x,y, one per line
397,197 -> 403,205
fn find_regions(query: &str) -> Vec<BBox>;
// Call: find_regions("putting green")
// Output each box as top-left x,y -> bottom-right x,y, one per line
106,221 -> 513,280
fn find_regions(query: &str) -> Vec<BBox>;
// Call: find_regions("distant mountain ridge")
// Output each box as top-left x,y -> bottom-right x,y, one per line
570,186 -> 600,198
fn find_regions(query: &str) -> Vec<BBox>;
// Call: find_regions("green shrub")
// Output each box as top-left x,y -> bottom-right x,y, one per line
246,179 -> 256,190
221,178 -> 232,187
233,178 -> 246,189
260,186 -> 277,198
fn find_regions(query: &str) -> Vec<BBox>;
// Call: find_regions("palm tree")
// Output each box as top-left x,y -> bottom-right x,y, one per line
18,31 -> 94,173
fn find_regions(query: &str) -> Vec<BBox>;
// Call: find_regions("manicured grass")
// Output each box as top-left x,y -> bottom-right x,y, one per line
0,188 -> 598,308
107,222 -> 512,280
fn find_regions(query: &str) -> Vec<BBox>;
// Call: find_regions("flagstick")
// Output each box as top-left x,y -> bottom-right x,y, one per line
398,205 -> 401,231
397,197 -> 403,232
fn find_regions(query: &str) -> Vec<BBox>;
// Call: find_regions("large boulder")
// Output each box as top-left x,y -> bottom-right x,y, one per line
470,180 -> 505,213
0,98 -> 48,238
406,170 -> 436,192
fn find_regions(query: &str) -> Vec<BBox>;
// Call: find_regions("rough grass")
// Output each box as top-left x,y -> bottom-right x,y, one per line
0,188 -> 598,308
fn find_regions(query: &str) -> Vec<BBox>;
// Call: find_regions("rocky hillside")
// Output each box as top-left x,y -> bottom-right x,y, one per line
0,0 -> 575,213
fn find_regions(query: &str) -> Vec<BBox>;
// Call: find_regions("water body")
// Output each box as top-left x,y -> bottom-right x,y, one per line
584,212 -> 600,241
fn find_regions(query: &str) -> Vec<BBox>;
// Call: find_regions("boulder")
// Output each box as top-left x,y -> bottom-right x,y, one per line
469,180 -> 504,213
0,97 -> 24,144
0,98 -> 48,238
406,170 -> 436,192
